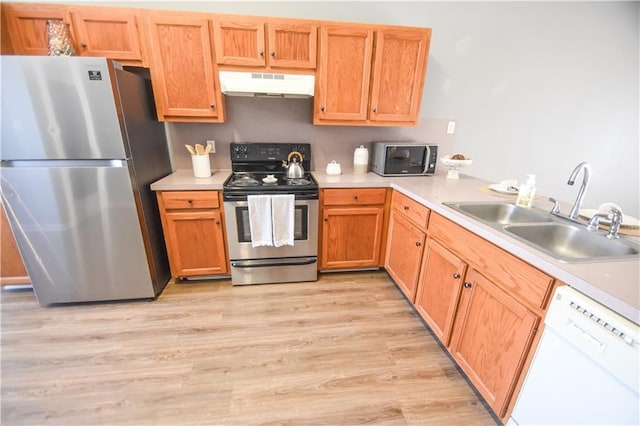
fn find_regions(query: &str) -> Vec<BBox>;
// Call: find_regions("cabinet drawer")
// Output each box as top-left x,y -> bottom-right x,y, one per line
429,213 -> 555,311
161,191 -> 220,210
391,190 -> 430,229
323,188 -> 386,205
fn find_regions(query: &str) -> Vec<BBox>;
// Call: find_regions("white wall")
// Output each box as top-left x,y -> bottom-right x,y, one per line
23,0 -> 640,216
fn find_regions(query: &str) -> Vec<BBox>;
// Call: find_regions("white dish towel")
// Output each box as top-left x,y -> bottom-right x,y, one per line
247,195 -> 273,247
271,194 -> 295,247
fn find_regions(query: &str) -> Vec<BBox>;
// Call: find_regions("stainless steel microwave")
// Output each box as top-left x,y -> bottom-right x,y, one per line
371,142 -> 438,176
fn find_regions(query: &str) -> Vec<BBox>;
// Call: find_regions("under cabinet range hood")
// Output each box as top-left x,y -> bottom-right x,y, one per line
219,71 -> 315,98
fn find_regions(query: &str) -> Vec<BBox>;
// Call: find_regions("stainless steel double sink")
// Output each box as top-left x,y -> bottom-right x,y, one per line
443,201 -> 640,263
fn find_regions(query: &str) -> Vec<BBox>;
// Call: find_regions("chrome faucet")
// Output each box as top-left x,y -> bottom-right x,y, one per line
567,162 -> 591,219
586,207 -> 623,238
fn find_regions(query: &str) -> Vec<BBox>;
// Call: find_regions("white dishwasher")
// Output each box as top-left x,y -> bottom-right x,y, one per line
508,286 -> 639,425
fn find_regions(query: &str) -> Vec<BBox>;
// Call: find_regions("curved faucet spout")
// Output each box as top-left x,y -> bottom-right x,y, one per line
567,162 -> 591,219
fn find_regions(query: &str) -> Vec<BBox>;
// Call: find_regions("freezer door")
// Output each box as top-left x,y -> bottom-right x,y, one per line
0,163 -> 156,304
1,56 -> 126,160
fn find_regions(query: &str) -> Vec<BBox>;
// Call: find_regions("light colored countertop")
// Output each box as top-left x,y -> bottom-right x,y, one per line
152,169 -> 640,325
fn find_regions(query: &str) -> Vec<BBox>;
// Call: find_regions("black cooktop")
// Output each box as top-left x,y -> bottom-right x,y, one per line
223,143 -> 318,201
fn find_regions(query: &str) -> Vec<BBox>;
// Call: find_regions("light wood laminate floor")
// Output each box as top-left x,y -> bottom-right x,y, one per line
1,271 -> 497,425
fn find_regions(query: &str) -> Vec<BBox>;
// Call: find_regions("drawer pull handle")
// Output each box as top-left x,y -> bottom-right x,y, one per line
464,282 -> 472,289
453,273 -> 460,279
187,199 -> 193,204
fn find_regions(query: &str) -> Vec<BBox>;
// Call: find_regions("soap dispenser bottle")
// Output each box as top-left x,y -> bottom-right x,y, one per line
516,174 -> 537,208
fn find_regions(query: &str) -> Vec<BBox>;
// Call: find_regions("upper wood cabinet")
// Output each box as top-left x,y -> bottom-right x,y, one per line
315,25 -> 374,122
69,7 -> 146,66
314,25 -> 431,126
4,3 -> 147,66
369,28 -> 430,123
145,12 -> 225,123
213,18 -> 317,69
3,3 -> 69,55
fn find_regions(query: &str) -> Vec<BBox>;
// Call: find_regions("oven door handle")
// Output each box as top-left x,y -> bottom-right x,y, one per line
223,191 -> 319,202
230,257 -> 317,268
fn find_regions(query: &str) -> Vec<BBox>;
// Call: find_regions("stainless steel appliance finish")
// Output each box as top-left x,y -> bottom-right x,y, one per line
223,142 -> 318,286
371,142 -> 438,176
1,56 -> 172,305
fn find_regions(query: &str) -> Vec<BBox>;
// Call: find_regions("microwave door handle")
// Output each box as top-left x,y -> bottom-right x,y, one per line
422,146 -> 431,174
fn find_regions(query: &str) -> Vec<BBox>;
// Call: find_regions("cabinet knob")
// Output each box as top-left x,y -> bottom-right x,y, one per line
354,195 -> 359,200
259,50 -> 264,56
270,51 -> 276,57
321,106 -> 325,112
216,221 -> 220,225
403,205 -> 409,211
210,103 -> 216,109
463,282 -> 472,288
324,218 -> 328,222
415,241 -> 422,247
80,42 -> 87,48
453,273 -> 460,279
373,108 -> 378,113
187,199 -> 193,204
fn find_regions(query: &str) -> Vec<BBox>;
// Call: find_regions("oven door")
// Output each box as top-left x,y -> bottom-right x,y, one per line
224,199 -> 318,260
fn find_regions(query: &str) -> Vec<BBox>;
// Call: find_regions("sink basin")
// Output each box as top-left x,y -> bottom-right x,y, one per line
444,202 -> 553,225
504,223 -> 640,262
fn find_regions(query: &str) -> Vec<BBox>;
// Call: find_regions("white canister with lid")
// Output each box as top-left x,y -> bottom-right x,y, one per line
326,160 -> 342,175
353,145 -> 369,174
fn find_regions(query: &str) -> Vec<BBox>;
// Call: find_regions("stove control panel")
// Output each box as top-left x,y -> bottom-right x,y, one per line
230,142 -> 310,163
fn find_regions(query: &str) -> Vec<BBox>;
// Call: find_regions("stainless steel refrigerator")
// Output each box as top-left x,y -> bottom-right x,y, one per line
1,56 -> 172,305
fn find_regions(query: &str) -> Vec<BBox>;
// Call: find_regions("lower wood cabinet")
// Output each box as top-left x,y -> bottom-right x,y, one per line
414,237 -> 466,345
384,190 -> 430,301
1,203 -> 30,285
156,191 -> 229,278
448,269 -> 539,417
417,212 -> 555,420
320,188 -> 388,270
384,189 -> 557,421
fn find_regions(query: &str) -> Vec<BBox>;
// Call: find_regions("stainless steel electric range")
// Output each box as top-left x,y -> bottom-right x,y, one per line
223,142 -> 318,285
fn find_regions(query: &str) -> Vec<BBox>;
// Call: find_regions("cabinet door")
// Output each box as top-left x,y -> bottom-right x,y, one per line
70,8 -> 144,65
267,23 -> 317,69
1,204 -> 30,285
146,12 -> 223,122
4,3 -> 70,55
415,237 -> 466,345
321,206 -> 383,269
369,28 -> 430,123
213,18 -> 266,66
315,26 -> 373,122
163,210 -> 228,277
384,211 -> 426,302
449,269 -> 539,417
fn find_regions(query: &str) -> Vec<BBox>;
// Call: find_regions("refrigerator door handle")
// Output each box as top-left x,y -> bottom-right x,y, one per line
1,159 -> 128,168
